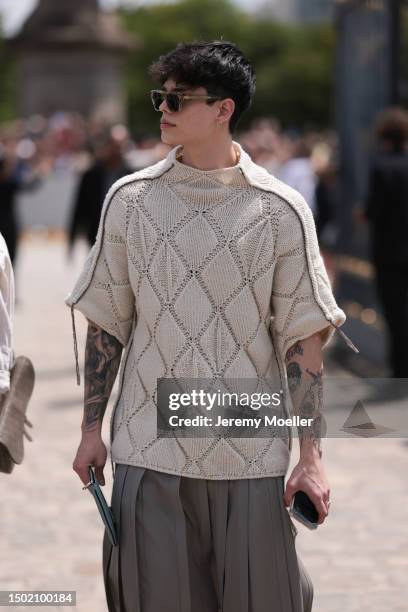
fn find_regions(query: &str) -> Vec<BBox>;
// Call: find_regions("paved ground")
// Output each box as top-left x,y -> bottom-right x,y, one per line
0,232 -> 407,611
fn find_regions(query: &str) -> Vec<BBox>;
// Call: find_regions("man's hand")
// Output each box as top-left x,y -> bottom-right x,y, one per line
73,433 -> 107,486
284,447 -> 330,525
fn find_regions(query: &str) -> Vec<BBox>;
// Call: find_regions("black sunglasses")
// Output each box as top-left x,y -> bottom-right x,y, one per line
150,89 -> 222,113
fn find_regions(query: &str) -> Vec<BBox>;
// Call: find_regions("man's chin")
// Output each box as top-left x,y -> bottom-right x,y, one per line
160,131 -> 180,146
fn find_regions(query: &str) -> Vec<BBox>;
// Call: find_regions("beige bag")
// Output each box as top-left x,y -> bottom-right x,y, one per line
0,356 -> 35,474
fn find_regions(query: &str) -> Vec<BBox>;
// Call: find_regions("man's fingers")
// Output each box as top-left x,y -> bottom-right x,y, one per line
72,438 -> 107,487
95,465 -> 105,486
320,489 -> 331,521
283,482 -> 295,506
286,485 -> 329,525
73,463 -> 91,487
74,464 -> 105,487
302,487 -> 328,525
312,495 -> 328,524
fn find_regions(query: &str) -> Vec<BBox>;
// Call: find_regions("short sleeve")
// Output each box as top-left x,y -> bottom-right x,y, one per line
270,203 -> 346,359
65,189 -> 136,347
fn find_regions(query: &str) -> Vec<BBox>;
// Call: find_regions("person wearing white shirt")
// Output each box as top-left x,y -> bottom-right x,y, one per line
0,232 -> 15,395
277,139 -> 317,215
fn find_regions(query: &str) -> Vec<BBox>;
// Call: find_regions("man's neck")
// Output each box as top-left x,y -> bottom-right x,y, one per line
178,136 -> 238,171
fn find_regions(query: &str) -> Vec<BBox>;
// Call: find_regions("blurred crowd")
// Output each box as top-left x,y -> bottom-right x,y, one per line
2,107 -> 408,378
0,113 -> 169,262
240,118 -> 340,266
0,111 -> 339,261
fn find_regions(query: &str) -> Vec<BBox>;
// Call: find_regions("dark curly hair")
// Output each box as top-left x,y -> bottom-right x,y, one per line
149,41 -> 256,133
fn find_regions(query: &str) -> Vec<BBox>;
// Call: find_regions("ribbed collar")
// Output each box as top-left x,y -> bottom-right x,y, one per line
163,142 -> 249,188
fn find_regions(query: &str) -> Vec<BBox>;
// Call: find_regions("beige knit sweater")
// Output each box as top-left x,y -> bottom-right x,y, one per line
66,142 -> 357,480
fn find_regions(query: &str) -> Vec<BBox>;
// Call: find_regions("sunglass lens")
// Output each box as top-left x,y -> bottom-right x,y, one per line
151,91 -> 182,112
151,91 -> 163,111
166,93 -> 181,112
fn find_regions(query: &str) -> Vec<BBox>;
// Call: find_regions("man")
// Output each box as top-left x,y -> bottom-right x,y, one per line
365,106 -> 408,378
68,128 -> 132,251
0,144 -> 43,265
66,41 -> 356,612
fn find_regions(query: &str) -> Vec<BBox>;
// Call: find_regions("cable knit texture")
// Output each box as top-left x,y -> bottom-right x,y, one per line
65,142 -> 346,480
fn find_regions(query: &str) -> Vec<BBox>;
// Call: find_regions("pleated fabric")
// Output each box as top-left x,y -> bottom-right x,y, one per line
102,464 -> 314,612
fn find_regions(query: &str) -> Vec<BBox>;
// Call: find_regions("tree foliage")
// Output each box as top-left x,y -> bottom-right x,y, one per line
0,1 -> 335,132
0,20 -> 16,123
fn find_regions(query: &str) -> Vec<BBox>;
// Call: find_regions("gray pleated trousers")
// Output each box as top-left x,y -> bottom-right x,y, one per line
102,464 -> 314,612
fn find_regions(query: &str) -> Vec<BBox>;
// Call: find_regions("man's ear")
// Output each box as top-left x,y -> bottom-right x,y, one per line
217,98 -> 235,125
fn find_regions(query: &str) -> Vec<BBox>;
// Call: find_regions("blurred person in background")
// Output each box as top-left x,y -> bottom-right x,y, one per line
0,229 -> 34,475
240,118 -> 282,174
124,136 -> 171,170
0,140 -> 46,265
277,136 -> 317,215
67,126 -> 132,253
315,166 -> 337,243
0,232 -> 14,396
0,145 -> 19,265
364,107 -> 408,378
313,142 -> 339,287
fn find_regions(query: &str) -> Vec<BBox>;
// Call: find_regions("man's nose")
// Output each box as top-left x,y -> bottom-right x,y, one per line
159,98 -> 171,113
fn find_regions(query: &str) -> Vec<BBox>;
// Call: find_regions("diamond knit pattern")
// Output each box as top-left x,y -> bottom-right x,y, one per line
66,145 -> 346,480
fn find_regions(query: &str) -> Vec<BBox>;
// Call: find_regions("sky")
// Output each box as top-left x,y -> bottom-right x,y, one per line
0,0 -> 270,36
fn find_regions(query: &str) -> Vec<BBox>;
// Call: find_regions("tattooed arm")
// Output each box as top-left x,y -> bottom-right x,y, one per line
285,334 -> 324,458
283,332 -> 331,525
73,320 -> 123,486
82,321 -> 123,435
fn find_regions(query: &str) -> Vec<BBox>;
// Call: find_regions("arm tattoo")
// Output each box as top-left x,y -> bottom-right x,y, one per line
285,341 -> 324,454
287,361 -> 302,394
83,322 -> 123,434
286,342 -> 304,361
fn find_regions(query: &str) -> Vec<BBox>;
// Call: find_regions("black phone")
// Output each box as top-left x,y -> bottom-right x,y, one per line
289,490 -> 319,530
